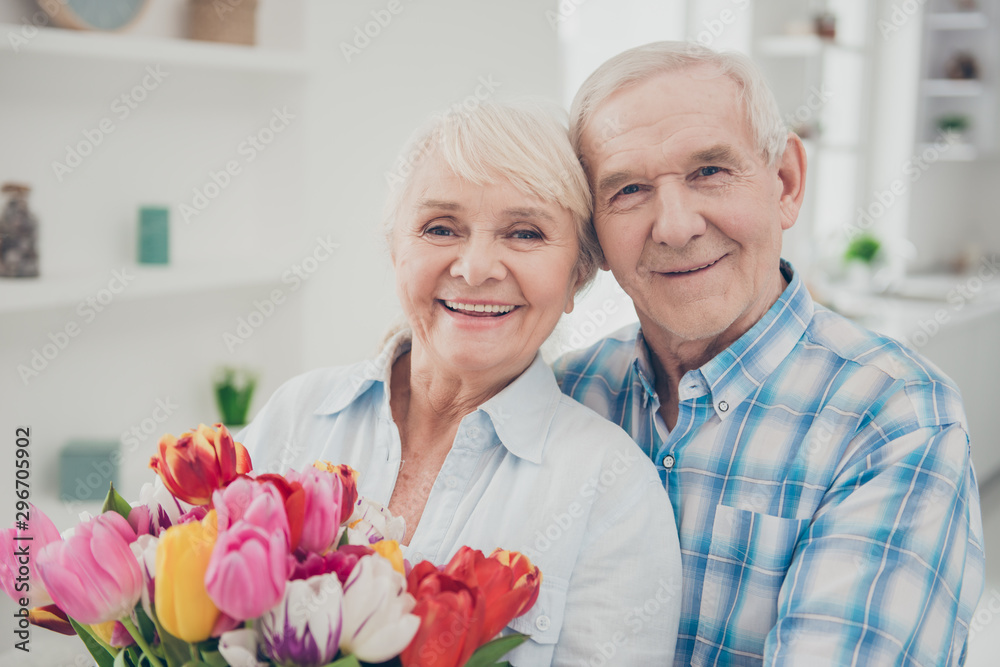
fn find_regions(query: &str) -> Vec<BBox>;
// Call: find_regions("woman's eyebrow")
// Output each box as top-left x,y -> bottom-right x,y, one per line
502,207 -> 555,222
416,199 -> 462,211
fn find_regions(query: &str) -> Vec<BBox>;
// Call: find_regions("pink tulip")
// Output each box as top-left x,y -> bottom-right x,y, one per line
205,521 -> 289,621
213,477 -> 290,546
36,512 -> 142,625
0,503 -> 62,607
285,467 -> 347,554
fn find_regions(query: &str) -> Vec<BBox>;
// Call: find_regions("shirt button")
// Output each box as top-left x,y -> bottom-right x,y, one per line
412,552 -> 424,562
468,427 -> 481,438
662,454 -> 675,470
535,615 -> 550,632
718,400 -> 729,412
446,475 -> 458,489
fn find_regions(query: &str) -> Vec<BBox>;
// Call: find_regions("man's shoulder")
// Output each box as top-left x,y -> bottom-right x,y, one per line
552,322 -> 640,395
802,304 -> 966,429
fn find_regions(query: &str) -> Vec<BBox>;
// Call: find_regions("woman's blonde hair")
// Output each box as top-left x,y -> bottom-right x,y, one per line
384,100 -> 602,291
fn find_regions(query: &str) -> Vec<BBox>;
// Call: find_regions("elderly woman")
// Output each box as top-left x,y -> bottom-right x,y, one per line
238,102 -> 680,665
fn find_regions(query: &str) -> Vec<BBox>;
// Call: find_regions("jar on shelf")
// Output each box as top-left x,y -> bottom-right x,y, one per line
0,182 -> 40,278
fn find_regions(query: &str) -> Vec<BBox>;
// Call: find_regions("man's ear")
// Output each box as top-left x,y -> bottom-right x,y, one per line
777,132 -> 807,231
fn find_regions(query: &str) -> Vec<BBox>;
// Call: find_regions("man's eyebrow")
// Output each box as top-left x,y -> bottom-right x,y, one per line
689,144 -> 749,169
503,207 -> 555,222
416,199 -> 462,211
596,171 -> 635,197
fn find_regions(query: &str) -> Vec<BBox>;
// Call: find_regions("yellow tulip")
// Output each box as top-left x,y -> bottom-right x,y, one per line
155,510 -> 220,643
90,620 -> 116,645
371,539 -> 405,576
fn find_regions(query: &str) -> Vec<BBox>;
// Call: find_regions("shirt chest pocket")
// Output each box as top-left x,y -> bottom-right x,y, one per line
691,506 -> 810,667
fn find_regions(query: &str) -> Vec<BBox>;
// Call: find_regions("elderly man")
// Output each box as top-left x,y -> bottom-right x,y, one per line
554,42 -> 984,666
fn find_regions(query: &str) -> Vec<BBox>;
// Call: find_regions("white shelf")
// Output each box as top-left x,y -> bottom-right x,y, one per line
922,79 -> 984,96
917,142 -> 979,160
0,22 -> 311,74
926,12 -> 989,30
0,263 -> 287,314
757,35 -> 862,58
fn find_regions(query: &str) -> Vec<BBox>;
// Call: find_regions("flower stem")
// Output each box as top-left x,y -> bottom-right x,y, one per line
121,616 -> 164,667
77,622 -> 116,656
190,643 -> 200,661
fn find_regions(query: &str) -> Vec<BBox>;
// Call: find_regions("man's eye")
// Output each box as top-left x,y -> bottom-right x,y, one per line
699,166 -> 722,177
619,184 -> 641,196
426,226 -> 453,236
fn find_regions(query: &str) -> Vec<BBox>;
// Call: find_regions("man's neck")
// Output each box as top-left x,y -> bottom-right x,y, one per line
642,269 -> 789,430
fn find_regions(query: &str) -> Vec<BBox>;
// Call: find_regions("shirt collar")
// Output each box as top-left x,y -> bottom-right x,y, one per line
631,259 -> 814,420
314,329 -> 557,465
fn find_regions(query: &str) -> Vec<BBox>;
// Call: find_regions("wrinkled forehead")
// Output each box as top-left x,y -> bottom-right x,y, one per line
580,66 -> 750,167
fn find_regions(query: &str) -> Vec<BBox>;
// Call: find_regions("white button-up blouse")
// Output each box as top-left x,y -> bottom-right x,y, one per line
238,332 -> 681,666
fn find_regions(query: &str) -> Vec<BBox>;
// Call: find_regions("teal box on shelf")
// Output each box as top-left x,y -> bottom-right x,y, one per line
138,206 -> 169,264
59,440 -> 118,502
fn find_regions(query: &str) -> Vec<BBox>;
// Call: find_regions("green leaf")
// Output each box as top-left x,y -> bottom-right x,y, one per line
68,617 -> 116,667
462,634 -> 528,667
149,614 -> 194,667
114,648 -> 128,667
134,606 -> 158,648
199,650 -> 229,667
320,655 -> 362,667
101,482 -> 133,520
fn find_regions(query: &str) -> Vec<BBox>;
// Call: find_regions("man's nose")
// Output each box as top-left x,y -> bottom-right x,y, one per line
450,234 -> 508,286
650,186 -> 707,248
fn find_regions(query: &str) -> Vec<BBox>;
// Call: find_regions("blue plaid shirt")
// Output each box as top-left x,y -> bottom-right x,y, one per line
554,261 -> 985,666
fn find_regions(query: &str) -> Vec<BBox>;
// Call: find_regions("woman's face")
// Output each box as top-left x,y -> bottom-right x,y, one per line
392,155 -> 582,378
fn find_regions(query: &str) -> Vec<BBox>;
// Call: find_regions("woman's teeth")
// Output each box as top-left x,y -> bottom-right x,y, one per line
444,301 -> 515,315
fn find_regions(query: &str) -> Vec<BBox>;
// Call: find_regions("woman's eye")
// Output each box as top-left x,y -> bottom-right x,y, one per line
619,184 -> 641,196
699,166 -> 722,177
426,226 -> 453,237
512,229 -> 540,240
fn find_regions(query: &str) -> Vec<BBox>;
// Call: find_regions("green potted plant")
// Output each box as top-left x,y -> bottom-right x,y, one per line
214,366 -> 258,428
936,114 -> 970,142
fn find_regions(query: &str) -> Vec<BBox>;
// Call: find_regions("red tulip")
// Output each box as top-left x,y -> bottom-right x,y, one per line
149,424 -> 252,505
401,561 -> 484,667
313,462 -> 359,524
28,604 -> 74,636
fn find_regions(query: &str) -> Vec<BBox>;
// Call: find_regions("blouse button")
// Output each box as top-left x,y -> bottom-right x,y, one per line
468,426 -> 481,439
535,614 -> 550,632
446,475 -> 458,489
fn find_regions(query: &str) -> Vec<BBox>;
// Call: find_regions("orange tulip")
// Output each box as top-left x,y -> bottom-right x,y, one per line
149,424 -> 252,505
444,547 -> 542,641
401,561 -> 484,667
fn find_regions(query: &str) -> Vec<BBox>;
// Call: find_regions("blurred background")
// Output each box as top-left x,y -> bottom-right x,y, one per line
1,0 -> 998,664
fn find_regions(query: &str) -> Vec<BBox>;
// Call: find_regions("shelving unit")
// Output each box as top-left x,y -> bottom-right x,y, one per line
915,3 -> 997,160
0,22 -> 311,74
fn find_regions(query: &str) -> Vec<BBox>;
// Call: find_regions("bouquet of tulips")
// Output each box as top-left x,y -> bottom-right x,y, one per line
1,424 -> 542,667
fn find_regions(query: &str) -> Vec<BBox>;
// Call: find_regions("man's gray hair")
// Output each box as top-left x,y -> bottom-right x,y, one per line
570,41 -> 788,168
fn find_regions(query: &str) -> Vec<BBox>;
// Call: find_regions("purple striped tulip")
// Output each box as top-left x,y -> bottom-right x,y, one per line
260,573 -> 344,667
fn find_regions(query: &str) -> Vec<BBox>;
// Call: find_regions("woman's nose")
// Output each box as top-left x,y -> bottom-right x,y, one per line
449,235 -> 508,286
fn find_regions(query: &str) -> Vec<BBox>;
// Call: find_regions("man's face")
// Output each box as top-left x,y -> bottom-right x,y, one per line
581,67 -> 802,345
